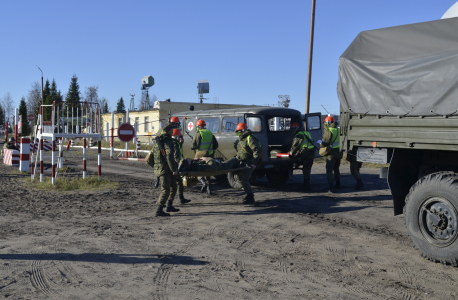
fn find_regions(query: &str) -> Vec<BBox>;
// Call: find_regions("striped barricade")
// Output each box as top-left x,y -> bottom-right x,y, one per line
3,149 -> 19,166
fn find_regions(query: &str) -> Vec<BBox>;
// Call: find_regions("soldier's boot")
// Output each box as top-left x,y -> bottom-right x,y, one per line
206,182 -> 212,195
179,194 -> 191,204
153,179 -> 159,189
165,201 -> 180,212
328,183 -> 335,194
334,180 -> 341,189
242,193 -> 255,205
155,205 -> 170,217
355,179 -> 364,190
200,178 -> 208,193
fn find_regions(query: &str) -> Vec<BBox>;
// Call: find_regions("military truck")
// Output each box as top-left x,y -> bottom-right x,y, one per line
174,107 -> 322,187
338,17 -> 458,265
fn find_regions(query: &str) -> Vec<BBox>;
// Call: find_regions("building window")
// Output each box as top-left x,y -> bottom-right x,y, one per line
118,118 -> 123,128
135,117 -> 139,132
144,116 -> 149,132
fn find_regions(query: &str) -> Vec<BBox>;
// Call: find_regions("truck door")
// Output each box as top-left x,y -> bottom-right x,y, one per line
303,113 -> 322,157
245,114 -> 268,162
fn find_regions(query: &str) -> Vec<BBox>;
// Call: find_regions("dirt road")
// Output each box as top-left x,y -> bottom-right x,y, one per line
1,148 -> 457,299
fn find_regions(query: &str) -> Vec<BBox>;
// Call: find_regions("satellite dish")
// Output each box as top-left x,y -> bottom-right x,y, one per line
442,1 -> 458,19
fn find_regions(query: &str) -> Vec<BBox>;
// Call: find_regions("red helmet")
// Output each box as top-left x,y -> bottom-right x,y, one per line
170,116 -> 180,123
291,122 -> 299,128
196,119 -> 206,127
324,115 -> 335,123
236,123 -> 248,132
172,129 -> 182,136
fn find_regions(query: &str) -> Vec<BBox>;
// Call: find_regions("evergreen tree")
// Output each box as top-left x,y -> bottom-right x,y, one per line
103,101 -> 109,113
18,97 -> 30,136
116,97 -> 125,112
65,74 -> 81,116
0,103 -> 5,126
42,80 -> 51,121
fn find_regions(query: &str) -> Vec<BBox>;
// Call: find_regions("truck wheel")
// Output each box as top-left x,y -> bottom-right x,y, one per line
266,169 -> 289,187
404,171 -> 458,266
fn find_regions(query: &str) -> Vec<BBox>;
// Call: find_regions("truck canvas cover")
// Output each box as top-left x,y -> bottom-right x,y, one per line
337,17 -> 458,116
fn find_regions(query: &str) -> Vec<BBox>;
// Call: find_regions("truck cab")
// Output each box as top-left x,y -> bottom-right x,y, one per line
173,107 -> 321,187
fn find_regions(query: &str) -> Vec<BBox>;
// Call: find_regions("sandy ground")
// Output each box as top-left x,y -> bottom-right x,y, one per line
1,146 -> 458,299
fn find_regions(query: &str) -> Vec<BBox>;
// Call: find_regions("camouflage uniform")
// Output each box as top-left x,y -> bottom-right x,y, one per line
153,124 -> 179,215
290,130 -> 316,190
191,128 -> 219,193
321,122 -> 343,192
235,130 -> 262,196
348,149 -> 364,190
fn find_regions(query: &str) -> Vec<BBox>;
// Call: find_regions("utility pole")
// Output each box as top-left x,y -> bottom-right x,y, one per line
305,0 -> 316,114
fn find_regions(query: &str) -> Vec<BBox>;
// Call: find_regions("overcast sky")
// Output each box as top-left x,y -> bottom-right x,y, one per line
1,0 -> 457,115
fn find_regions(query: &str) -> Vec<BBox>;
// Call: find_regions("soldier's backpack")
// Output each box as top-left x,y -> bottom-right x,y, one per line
145,147 -> 155,168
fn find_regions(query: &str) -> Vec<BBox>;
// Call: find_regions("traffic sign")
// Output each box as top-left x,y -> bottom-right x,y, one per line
188,122 -> 194,131
118,123 -> 135,142
27,114 -> 35,122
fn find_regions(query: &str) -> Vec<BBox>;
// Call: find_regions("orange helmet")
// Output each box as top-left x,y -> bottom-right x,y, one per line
236,122 -> 248,132
196,119 -> 206,127
323,115 -> 335,123
172,129 -> 182,136
170,116 -> 180,123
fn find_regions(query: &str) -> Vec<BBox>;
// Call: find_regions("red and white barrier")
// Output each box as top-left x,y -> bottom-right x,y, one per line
90,138 -> 93,147
19,137 -> 30,172
83,138 -> 87,179
136,140 -> 141,150
3,149 -> 19,166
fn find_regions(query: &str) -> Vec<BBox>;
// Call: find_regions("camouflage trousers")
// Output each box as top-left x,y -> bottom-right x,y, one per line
326,149 -> 343,185
176,177 -> 184,196
300,148 -> 316,181
234,167 -> 253,195
156,174 -> 178,207
350,161 -> 362,181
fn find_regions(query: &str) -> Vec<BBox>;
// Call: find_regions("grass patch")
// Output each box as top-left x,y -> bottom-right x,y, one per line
72,139 -> 153,151
25,176 -> 120,191
9,170 -> 28,175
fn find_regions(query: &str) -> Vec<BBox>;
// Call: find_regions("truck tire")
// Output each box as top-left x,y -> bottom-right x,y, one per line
266,169 -> 289,187
404,171 -> 458,266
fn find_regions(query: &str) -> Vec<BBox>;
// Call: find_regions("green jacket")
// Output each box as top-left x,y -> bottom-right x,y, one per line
291,130 -> 314,156
152,134 -> 178,177
2,142 -> 17,150
322,122 -> 340,149
236,130 -> 262,166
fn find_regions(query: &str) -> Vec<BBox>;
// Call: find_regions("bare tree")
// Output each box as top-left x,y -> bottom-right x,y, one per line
84,86 -> 99,104
2,92 -> 15,123
27,81 -> 42,117
278,95 -> 290,108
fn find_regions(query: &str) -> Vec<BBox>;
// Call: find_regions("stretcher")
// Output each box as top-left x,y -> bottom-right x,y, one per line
177,167 -> 249,177
176,167 -> 250,187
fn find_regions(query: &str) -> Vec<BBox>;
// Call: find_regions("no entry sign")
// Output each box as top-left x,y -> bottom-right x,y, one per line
118,123 -> 135,142
27,114 -> 35,122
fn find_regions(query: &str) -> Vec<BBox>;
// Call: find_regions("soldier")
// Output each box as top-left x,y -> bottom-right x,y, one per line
152,123 -> 180,217
191,119 -> 219,194
347,149 -> 364,190
172,128 -> 191,204
153,117 -> 182,189
321,115 -> 343,193
290,122 -> 316,192
234,122 -> 262,205
2,137 -> 18,150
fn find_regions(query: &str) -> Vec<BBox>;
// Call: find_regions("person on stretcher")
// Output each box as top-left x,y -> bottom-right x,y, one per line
178,157 -> 241,173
